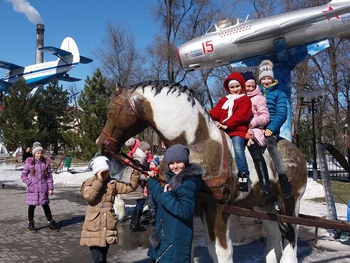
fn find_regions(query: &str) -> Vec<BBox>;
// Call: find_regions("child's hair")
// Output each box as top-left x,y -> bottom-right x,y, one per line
30,157 -> 48,177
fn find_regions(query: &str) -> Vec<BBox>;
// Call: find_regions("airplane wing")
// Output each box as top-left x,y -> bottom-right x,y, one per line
79,55 -> 93,64
57,75 -> 81,82
0,59 -> 24,70
38,46 -> 71,57
0,79 -> 12,92
236,5 -> 350,44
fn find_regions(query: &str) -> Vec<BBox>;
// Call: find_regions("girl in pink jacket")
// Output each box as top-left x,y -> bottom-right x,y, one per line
242,72 -> 271,195
243,71 -> 270,147
21,142 -> 59,233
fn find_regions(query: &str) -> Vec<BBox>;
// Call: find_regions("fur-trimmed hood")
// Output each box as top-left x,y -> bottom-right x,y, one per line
165,163 -> 205,190
147,162 -> 205,261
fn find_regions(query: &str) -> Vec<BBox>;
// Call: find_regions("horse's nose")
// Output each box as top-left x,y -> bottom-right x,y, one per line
96,134 -> 108,150
96,136 -> 102,148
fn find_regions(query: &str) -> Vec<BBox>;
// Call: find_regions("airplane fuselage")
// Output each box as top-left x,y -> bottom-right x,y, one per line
0,37 -> 92,92
4,60 -> 77,87
177,2 -> 350,70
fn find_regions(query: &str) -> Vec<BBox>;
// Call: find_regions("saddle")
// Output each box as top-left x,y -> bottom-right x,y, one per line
200,129 -> 231,203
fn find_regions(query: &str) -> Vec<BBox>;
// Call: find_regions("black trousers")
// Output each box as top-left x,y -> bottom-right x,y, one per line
28,204 -> 53,222
89,244 -> 110,263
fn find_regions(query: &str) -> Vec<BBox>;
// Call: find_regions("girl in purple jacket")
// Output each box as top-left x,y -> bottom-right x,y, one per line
21,142 -> 59,233
242,72 -> 271,195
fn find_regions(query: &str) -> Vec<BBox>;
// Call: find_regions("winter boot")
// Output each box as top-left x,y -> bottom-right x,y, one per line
27,221 -> 37,233
48,220 -> 59,232
248,144 -> 271,196
130,208 -> 146,232
278,173 -> 293,198
147,209 -> 156,227
238,172 -> 249,192
129,209 -> 138,229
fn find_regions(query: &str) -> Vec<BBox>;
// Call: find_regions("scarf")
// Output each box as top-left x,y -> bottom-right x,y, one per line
222,93 -> 245,122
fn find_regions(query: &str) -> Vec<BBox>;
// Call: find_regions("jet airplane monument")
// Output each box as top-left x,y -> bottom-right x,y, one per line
177,0 -> 350,140
0,37 -> 92,93
177,0 -> 350,71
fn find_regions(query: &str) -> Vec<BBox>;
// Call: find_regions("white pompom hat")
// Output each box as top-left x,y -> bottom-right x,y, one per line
91,156 -> 111,174
32,141 -> 43,155
258,59 -> 274,81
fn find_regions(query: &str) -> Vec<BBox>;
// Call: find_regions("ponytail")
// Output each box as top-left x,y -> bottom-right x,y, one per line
29,157 -> 48,177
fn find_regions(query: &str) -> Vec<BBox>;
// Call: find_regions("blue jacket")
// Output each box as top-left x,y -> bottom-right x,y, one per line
260,80 -> 287,138
147,163 -> 204,263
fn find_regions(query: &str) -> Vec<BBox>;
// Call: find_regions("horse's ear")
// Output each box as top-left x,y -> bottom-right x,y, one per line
115,83 -> 122,96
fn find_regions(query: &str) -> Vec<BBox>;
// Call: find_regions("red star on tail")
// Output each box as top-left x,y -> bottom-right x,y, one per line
323,6 -> 341,22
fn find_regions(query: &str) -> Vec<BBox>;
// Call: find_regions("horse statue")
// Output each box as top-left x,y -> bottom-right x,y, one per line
96,80 -> 308,263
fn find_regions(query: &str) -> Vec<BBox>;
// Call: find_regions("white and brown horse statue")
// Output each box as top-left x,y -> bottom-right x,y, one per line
96,80 -> 308,263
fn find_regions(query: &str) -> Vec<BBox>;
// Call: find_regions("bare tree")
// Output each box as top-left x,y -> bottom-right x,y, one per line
277,0 -> 350,159
147,0 -> 242,109
94,22 -> 144,87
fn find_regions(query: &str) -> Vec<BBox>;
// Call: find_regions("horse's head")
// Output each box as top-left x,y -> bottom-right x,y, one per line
96,84 -> 148,154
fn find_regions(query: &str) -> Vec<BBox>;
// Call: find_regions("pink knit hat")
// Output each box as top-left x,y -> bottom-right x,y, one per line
125,138 -> 136,147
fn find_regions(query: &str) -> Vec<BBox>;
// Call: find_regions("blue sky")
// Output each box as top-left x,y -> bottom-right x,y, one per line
0,0 -> 158,90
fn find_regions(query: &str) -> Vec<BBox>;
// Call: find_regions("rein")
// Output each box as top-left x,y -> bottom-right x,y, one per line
103,145 -> 166,184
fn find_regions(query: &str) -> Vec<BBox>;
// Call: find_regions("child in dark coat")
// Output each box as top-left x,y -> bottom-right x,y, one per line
146,144 -> 204,263
146,157 -> 160,226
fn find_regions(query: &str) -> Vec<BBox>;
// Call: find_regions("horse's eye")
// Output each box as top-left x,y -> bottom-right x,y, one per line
107,109 -> 111,116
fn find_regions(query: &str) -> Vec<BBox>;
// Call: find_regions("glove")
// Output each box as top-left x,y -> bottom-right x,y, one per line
247,138 -> 255,146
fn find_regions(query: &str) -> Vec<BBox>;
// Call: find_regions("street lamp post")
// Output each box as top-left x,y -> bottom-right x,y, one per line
297,88 -> 325,180
311,98 -> 317,180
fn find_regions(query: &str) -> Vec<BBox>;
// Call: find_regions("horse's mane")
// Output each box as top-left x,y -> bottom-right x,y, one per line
129,80 -> 198,107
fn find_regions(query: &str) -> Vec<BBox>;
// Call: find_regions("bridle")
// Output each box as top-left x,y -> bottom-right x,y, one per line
103,144 -> 166,184
101,93 -> 146,148
100,93 -> 165,184
100,96 -> 128,149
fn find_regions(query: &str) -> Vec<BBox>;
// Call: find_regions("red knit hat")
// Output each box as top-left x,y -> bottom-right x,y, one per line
223,72 -> 246,94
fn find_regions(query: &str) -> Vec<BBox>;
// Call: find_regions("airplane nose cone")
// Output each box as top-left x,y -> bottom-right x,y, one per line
176,43 -> 201,71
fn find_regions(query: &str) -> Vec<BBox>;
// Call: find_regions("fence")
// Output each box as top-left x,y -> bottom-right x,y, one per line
308,143 -> 350,180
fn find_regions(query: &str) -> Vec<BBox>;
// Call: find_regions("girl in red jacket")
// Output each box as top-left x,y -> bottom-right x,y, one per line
209,72 -> 252,192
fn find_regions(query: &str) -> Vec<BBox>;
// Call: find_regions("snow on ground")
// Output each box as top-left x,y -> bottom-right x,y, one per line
300,178 -> 347,222
0,161 -> 92,188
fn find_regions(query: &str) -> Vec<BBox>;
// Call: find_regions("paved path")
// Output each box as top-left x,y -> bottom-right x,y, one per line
0,186 -> 153,263
1,185 -> 350,263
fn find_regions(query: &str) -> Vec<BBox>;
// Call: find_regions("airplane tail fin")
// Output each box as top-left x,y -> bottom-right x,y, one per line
40,37 -> 92,65
60,37 -> 80,64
